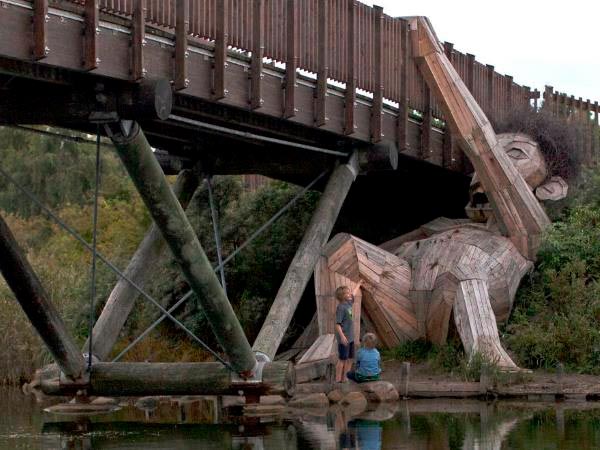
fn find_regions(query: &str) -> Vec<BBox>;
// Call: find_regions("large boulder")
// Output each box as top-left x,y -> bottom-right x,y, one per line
359,381 -> 399,403
340,391 -> 367,415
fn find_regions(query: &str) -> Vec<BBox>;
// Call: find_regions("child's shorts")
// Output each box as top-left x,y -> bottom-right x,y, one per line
338,341 -> 355,360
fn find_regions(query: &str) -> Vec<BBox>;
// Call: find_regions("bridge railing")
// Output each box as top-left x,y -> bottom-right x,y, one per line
80,0 -> 538,125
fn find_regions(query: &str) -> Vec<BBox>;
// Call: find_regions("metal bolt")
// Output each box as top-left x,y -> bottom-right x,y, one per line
224,89 -> 229,95
294,108 -> 299,112
96,57 -> 101,65
45,14 -> 49,22
141,68 -> 147,76
44,46 -> 50,56
95,27 -> 100,35
184,78 -> 190,87
259,99 -> 264,105
184,51 -> 189,58
142,39 -> 147,46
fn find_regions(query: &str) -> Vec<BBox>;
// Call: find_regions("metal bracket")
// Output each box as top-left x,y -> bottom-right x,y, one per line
230,360 -> 266,385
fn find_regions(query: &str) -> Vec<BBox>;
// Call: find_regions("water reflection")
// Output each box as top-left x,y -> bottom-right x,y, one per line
4,387 -> 600,449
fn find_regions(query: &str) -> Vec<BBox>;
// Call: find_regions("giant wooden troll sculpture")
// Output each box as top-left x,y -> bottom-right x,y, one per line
313,18 -> 568,370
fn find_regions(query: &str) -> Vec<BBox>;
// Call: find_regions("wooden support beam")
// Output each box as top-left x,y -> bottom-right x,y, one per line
344,0 -> 356,135
315,0 -> 328,126
212,0 -> 228,100
32,0 -> 48,61
0,214 -> 85,380
41,361 -> 295,397
86,170 -> 199,361
107,122 -> 256,375
131,0 -> 145,81
174,0 -> 189,90
250,0 -> 264,110
283,0 -> 297,119
397,20 -> 409,151
543,85 -> 553,113
253,155 -> 360,361
83,0 -> 99,71
443,42 -> 461,171
370,5 -> 384,143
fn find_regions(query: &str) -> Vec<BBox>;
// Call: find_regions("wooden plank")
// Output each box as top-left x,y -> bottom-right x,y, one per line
83,0 -> 99,71
421,85 -> 432,159
32,0 -> 48,61
212,0 -> 228,100
283,0 -> 297,118
397,19 -> 409,151
250,0 -> 264,110
466,53 -> 475,93
344,0 -> 356,135
131,0 -> 145,81
315,0 -> 328,126
297,334 -> 335,364
370,5 -> 383,142
173,0 -> 189,90
485,64 -> 494,113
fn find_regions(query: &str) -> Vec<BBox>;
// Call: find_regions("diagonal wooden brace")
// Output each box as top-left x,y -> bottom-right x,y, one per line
106,121 -> 256,376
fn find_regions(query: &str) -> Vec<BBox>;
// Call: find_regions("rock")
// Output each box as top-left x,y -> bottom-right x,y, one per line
288,393 -> 329,409
340,391 -> 367,415
360,381 -> 399,403
91,396 -> 118,405
327,389 -> 343,403
260,395 -> 286,405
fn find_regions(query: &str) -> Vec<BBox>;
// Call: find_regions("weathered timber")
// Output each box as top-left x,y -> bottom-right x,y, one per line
0,78 -> 172,123
173,0 -> 189,91
411,17 -> 550,259
107,121 -> 256,375
0,214 -> 85,380
86,170 -> 200,361
41,361 -> 295,397
252,155 -> 359,361
130,0 -> 145,81
32,0 -> 48,61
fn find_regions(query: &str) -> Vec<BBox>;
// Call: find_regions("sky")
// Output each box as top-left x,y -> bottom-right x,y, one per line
359,0 -> 600,105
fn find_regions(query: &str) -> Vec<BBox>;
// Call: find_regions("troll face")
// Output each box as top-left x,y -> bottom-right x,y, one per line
466,132 -> 568,222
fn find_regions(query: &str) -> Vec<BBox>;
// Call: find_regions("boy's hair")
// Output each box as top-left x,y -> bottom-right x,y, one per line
362,333 -> 377,348
335,286 -> 350,302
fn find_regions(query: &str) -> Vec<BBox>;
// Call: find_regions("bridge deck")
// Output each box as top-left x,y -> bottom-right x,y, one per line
0,0 -> 537,181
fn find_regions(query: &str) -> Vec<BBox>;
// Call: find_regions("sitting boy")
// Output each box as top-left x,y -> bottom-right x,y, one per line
347,333 -> 381,383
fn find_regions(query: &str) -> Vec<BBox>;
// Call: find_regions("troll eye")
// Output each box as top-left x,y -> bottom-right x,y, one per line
507,147 -> 528,160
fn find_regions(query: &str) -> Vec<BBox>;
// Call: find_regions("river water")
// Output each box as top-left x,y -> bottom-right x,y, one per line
3,386 -> 600,449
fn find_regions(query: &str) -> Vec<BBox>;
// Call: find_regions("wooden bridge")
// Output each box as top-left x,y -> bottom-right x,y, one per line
0,0 -> 599,400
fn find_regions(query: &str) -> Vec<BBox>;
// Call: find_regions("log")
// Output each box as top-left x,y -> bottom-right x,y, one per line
252,155 -> 359,360
41,361 -> 295,397
86,169 -> 200,360
0,214 -> 85,380
107,121 -> 256,375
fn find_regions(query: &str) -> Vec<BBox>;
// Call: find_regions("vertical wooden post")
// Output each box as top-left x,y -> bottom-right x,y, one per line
253,156 -> 359,361
504,75 -> 513,120
0,214 -> 85,380
212,0 -> 228,100
466,53 -> 475,93
315,0 -> 328,126
543,85 -> 553,113
86,171 -> 199,361
421,87 -> 432,159
400,361 -> 410,398
250,0 -> 264,110
486,64 -> 494,115
108,122 -> 256,375
397,20 -> 409,151
532,89 -> 540,110
443,42 -> 459,171
283,0 -> 297,119
32,0 -> 49,60
131,0 -> 145,81
83,0 -> 99,71
174,0 -> 189,90
344,0 -> 356,135
370,5 -> 384,143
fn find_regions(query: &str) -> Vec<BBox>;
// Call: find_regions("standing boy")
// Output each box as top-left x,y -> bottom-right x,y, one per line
334,283 -> 361,383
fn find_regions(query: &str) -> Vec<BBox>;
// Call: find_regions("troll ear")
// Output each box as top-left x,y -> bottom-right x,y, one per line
535,176 -> 568,201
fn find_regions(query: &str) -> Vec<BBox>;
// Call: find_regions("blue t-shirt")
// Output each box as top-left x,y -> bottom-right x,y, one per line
356,347 -> 381,377
335,301 -> 354,343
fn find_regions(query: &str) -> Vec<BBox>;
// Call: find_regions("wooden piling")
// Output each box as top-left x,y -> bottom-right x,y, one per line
108,122 -> 256,375
0,214 -> 85,380
41,361 -> 295,397
86,170 -> 199,361
252,156 -> 359,361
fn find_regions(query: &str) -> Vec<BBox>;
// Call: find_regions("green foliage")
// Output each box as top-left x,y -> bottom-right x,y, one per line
506,167 -> 600,373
